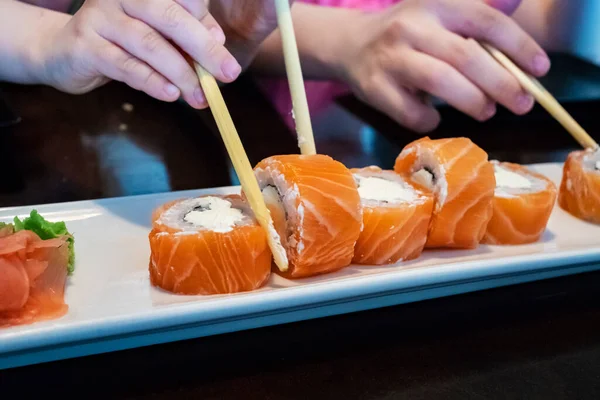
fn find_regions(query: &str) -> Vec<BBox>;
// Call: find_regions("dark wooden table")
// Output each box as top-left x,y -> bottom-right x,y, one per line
2,54 -> 600,399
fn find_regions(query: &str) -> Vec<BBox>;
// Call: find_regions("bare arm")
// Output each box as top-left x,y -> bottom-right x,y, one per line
0,1 -> 70,85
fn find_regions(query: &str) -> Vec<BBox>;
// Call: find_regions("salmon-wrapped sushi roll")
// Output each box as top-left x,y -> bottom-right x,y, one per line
394,137 -> 495,249
558,149 -> 600,224
482,161 -> 557,245
149,195 -> 272,295
253,154 -> 362,279
351,166 -> 434,265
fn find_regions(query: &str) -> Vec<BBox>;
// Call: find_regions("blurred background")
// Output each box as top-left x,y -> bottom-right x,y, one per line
3,0 -> 600,206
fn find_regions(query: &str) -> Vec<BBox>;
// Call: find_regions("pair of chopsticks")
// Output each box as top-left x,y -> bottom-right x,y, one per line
193,1 -> 316,272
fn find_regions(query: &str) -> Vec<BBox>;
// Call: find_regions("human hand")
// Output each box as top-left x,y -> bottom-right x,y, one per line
333,0 -> 549,132
37,0 -> 242,108
210,0 -> 294,70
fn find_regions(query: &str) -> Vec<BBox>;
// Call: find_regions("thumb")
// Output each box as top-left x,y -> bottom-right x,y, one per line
484,0 -> 522,15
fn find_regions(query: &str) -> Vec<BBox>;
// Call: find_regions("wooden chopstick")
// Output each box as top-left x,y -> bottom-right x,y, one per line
194,62 -> 289,272
480,42 -> 599,150
274,0 -> 317,155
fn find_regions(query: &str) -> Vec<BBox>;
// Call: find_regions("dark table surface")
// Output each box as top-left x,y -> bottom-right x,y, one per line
2,54 -> 600,399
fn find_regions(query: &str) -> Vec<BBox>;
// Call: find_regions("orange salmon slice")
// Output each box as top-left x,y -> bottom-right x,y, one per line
149,194 -> 272,295
483,161 -> 557,245
351,166 -> 433,265
559,149 -> 600,224
253,154 -> 362,279
394,137 -> 495,249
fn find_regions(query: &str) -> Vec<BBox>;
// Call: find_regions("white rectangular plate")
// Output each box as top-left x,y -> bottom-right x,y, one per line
1,162 -> 600,370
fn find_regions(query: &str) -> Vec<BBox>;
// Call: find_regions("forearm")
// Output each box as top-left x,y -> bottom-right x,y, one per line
250,4 -> 364,80
0,1 -> 70,84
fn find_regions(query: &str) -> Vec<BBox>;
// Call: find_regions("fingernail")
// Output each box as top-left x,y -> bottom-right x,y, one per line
222,58 -> 241,81
194,87 -> 206,106
484,103 -> 496,119
533,54 -> 550,75
164,83 -> 179,98
209,26 -> 226,45
517,93 -> 534,112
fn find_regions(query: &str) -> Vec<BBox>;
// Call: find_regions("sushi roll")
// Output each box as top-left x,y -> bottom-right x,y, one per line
149,194 -> 272,295
558,149 -> 600,224
253,154 -> 362,279
351,166 -> 434,265
482,161 -> 557,245
1,210 -> 74,327
394,137 -> 495,249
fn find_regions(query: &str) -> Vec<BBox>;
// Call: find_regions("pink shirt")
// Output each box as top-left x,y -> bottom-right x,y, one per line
301,0 -> 397,10
257,0 -> 400,128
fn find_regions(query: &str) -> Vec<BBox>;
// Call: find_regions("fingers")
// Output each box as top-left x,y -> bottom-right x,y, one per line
173,0 -> 210,20
98,17 -> 207,108
392,50 -> 496,122
361,74 -> 441,133
412,30 -> 534,115
435,0 -> 550,77
484,0 -> 523,15
175,0 -> 225,42
122,0 -> 241,82
93,37 -> 182,103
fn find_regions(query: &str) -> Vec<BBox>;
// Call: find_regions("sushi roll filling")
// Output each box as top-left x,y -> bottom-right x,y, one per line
353,173 -> 417,204
494,164 -> 532,189
260,185 -> 295,247
261,185 -> 289,219
192,204 -> 211,212
412,167 -> 436,190
255,168 -> 305,255
157,196 -> 250,234
182,197 -> 245,231
492,162 -> 547,198
409,153 -> 448,209
262,185 -> 285,209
